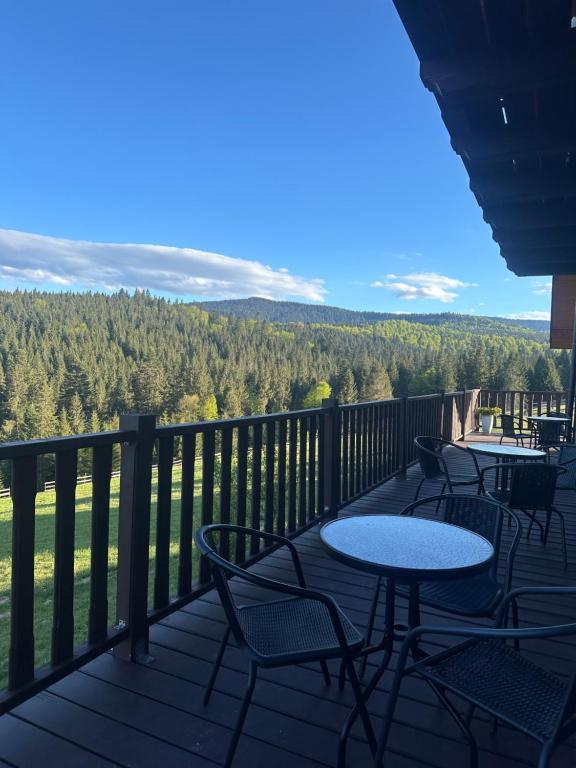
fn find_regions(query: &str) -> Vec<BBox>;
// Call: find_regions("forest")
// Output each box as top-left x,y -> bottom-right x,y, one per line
0,289 -> 567,449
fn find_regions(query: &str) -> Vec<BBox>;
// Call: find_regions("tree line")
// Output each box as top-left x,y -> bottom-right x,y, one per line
0,290 -> 567,450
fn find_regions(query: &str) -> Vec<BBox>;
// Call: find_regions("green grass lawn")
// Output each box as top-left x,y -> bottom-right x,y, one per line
0,463 -> 206,690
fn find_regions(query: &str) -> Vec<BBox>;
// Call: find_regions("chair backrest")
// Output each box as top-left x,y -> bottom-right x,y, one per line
537,420 -> 564,447
195,525 -> 247,645
500,414 -> 516,437
414,436 -> 445,479
508,463 -> 560,509
557,444 -> 576,490
401,494 -> 520,582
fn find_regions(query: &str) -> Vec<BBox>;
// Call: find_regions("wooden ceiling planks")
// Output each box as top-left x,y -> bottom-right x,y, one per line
393,0 -> 576,277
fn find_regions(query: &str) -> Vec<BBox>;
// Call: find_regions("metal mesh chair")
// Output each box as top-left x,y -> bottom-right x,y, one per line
556,443 -> 576,491
375,587 -> 576,768
480,463 -> 568,568
195,524 -> 376,767
499,414 -> 532,446
399,494 -> 521,614
534,419 -> 566,459
360,496 -> 521,675
413,436 -> 481,501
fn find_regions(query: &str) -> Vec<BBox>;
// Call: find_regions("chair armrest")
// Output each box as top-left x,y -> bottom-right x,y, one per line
406,618 -> 576,645
199,524 -> 307,586
477,463 -> 503,494
495,586 -> 576,627
448,441 -> 481,475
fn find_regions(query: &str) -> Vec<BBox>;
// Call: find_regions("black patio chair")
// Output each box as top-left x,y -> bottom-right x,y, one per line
499,414 -> 532,447
375,586 -> 576,768
534,419 -> 566,460
556,443 -> 576,492
360,495 -> 522,675
479,463 -> 568,568
413,436 -> 481,501
195,524 -> 376,768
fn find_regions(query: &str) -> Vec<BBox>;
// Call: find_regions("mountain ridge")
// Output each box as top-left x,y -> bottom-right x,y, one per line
195,297 -> 550,335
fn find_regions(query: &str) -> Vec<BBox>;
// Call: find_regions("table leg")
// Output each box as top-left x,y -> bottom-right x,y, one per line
338,578 -> 396,764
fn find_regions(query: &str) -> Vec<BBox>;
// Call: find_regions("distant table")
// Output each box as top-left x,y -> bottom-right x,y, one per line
321,514 -> 494,751
527,415 -> 571,424
466,442 -> 546,461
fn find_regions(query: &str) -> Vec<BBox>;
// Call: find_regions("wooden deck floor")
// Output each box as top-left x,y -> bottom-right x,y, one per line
2,435 -> 575,768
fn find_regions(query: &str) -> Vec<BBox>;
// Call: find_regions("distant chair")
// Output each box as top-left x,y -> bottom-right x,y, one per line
499,414 -> 532,446
534,420 -> 566,460
480,462 -> 568,568
375,586 -> 576,768
413,436 -> 481,501
195,524 -> 376,767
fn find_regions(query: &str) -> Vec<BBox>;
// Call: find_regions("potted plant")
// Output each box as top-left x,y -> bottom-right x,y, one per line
477,406 -> 502,435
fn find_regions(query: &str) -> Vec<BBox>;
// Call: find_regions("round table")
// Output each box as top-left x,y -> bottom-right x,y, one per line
527,415 -> 570,424
321,514 -> 495,751
466,442 -> 546,461
320,514 -> 494,583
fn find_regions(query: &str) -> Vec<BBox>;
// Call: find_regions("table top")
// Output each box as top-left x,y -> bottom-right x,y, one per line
527,415 -> 571,423
320,515 -> 494,582
466,442 -> 546,459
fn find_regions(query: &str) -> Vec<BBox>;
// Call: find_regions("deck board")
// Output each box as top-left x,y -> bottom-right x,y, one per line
1,435 -> 575,767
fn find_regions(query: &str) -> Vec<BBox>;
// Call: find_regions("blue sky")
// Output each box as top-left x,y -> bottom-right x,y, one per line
0,0 -> 551,320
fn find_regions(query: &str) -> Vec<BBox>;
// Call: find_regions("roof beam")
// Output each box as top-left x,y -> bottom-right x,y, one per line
451,127 -> 576,163
494,226 -> 576,250
421,47 -> 576,99
483,201 -> 576,230
503,248 -> 576,276
471,170 -> 576,204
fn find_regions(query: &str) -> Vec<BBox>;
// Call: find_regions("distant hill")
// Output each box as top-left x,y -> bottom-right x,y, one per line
195,297 -> 550,335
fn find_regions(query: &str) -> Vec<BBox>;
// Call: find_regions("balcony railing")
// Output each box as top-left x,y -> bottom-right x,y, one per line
0,386 -> 566,716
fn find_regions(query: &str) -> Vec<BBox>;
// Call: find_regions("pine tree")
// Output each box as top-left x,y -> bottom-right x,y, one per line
335,367 -> 358,404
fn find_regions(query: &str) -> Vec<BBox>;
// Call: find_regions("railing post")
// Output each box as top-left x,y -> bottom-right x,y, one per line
440,390 -> 446,441
400,396 -> 408,478
322,398 -> 340,516
114,413 -> 156,662
460,388 -> 467,440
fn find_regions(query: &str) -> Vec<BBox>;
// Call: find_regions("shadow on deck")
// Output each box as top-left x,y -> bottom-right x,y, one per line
1,435 -> 575,768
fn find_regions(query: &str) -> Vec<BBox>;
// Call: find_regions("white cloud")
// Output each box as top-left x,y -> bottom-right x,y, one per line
532,280 -> 552,296
371,272 -> 474,304
0,228 -> 326,302
505,311 -> 551,321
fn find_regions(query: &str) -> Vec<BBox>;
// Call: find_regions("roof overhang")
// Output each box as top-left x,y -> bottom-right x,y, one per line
393,0 -> 576,278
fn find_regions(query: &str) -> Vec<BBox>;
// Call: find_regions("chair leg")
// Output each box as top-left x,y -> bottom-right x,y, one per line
543,510 -> 552,545
338,660 -> 346,691
524,509 -> 545,541
550,507 -> 568,569
426,681 -> 479,768
225,661 -> 258,768
538,741 -> 556,768
414,477 -> 425,501
360,575 -> 382,678
204,626 -> 231,705
320,660 -> 331,686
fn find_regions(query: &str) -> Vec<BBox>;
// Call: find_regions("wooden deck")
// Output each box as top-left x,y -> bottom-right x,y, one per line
1,434 -> 575,768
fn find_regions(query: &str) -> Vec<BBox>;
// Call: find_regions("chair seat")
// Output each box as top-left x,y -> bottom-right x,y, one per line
449,474 -> 480,486
418,639 -> 568,742
237,597 -> 363,663
397,573 -> 502,616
